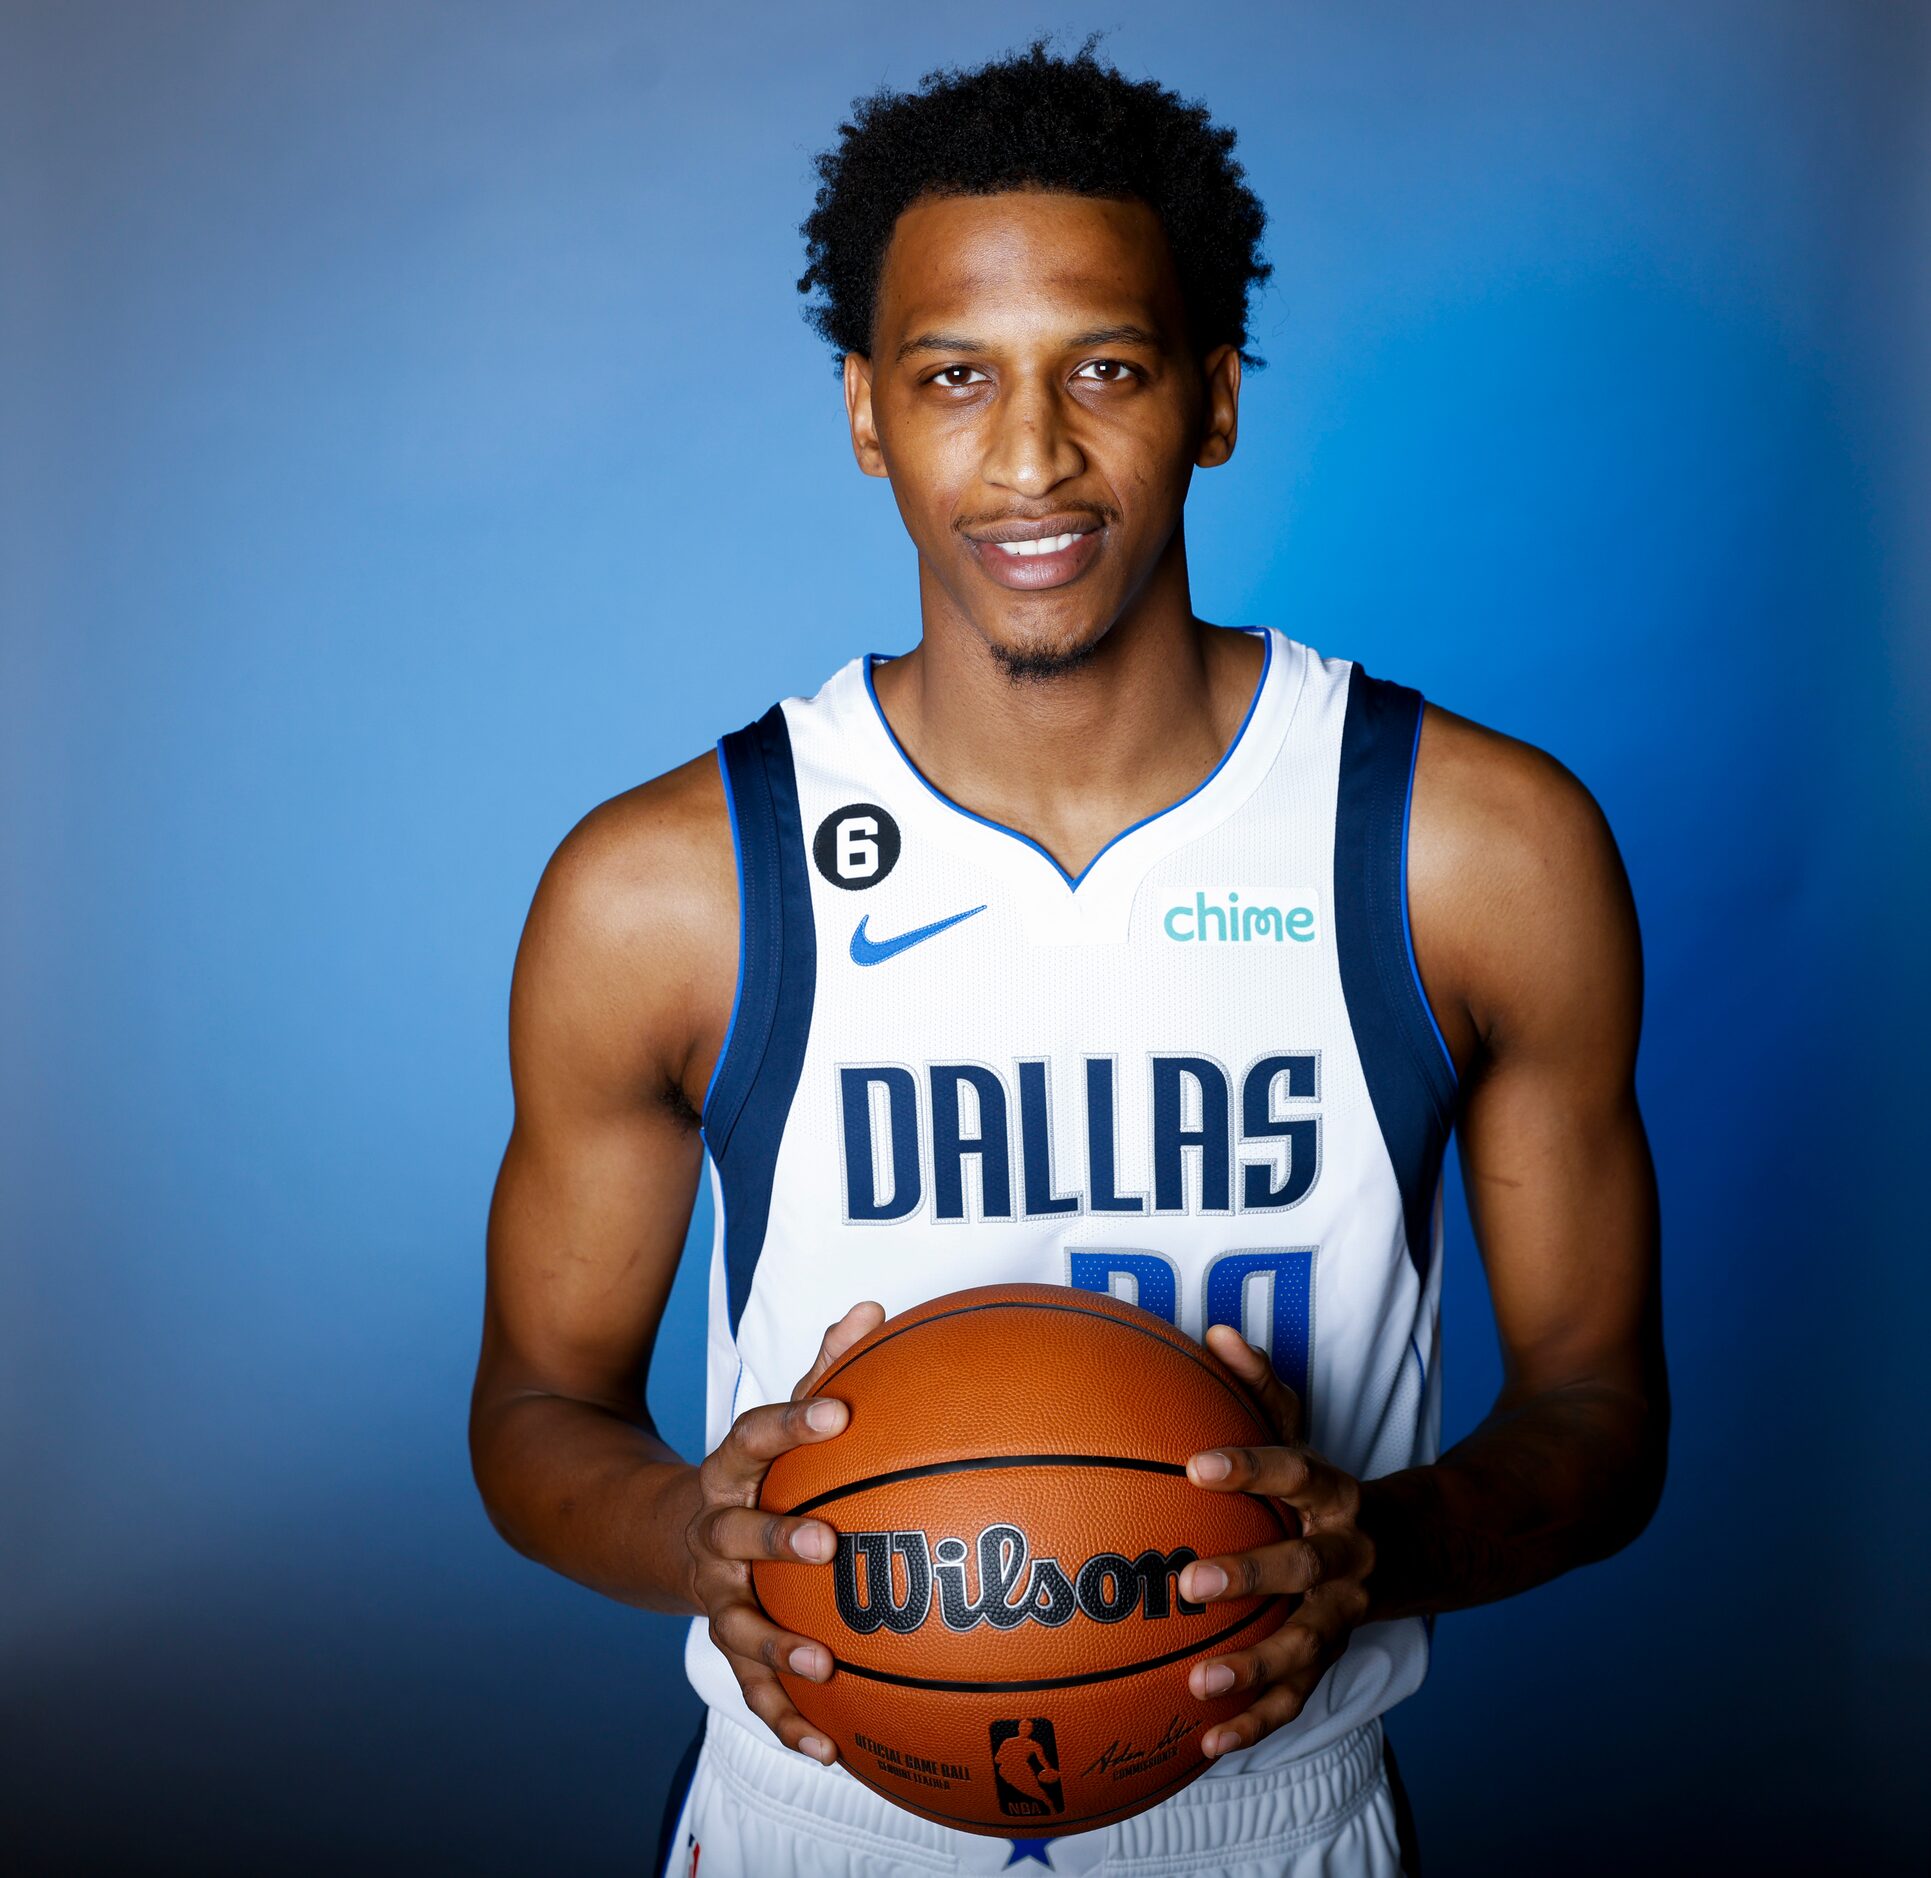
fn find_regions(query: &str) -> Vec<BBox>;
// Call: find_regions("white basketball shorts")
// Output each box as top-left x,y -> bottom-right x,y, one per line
654,1709 -> 1419,1877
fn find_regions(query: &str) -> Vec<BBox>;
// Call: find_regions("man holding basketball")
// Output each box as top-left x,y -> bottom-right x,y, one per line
470,35 -> 1666,1878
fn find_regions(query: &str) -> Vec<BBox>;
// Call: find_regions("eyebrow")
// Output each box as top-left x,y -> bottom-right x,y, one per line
894,321 -> 1166,363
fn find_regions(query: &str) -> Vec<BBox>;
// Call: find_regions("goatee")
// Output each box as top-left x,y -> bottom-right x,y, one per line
988,633 -> 1102,685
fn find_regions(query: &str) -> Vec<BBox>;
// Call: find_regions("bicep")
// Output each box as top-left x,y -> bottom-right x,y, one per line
478,777 -> 733,1420
1457,1047 -> 1658,1403
1420,722 -> 1661,1400
483,1101 -> 705,1420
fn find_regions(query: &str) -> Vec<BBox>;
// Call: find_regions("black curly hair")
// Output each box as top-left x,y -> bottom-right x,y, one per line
796,32 -> 1273,377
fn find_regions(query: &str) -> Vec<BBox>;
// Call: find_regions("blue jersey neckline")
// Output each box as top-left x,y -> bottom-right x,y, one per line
860,627 -> 1275,893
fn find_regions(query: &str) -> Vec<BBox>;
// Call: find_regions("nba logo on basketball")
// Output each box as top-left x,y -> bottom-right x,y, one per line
989,1718 -> 1066,1819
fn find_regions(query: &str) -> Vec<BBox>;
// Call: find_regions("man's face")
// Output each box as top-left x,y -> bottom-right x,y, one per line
845,187 -> 1239,678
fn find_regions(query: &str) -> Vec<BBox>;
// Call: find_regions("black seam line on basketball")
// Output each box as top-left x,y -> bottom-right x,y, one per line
824,1596 -> 1286,1693
782,1448 -> 1290,1541
814,1297 -> 1272,1430
835,1738 -> 1211,1837
784,1453 -> 1188,1519
782,1458 -> 1292,1542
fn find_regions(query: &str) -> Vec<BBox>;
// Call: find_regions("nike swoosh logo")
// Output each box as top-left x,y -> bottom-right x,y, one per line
850,904 -> 986,966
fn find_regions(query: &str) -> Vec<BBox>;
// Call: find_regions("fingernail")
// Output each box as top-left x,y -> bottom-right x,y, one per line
1195,1663 -> 1236,1696
799,1734 -> 830,1760
1185,1563 -> 1228,1600
792,1523 -> 834,1562
1202,1729 -> 1231,1757
1191,1452 -> 1231,1482
806,1399 -> 842,1432
788,1645 -> 823,1678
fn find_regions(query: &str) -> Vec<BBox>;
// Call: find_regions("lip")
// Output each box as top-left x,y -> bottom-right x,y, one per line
964,525 -> 1105,592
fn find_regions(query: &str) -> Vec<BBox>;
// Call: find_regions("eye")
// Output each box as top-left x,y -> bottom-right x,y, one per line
930,364 -> 989,388
1075,359 -> 1139,384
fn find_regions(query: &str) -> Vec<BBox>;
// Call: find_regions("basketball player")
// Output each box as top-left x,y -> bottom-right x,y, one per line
470,36 -> 1667,1878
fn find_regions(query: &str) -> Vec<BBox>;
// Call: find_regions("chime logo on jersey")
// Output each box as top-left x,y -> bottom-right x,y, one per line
1161,890 -> 1318,943
832,1523 -> 1207,1636
838,1051 -> 1320,1223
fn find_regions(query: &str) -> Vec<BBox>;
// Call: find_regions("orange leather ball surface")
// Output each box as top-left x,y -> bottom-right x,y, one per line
753,1283 -> 1293,1836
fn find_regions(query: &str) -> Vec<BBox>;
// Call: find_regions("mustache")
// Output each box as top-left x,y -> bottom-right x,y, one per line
958,505 -> 1114,534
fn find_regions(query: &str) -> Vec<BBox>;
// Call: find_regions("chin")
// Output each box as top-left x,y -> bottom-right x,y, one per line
982,614 -> 1110,684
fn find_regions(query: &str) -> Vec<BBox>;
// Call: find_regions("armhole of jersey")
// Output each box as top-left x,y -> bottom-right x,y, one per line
1334,665 -> 1459,1279
1400,703 -> 1460,1082
699,740 -> 748,1125
698,704 -> 817,1334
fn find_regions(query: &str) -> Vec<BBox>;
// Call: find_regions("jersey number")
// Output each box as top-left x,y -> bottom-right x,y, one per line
835,817 -> 880,880
1067,1248 -> 1314,1412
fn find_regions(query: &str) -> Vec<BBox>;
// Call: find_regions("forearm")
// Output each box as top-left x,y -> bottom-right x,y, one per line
470,1390 -> 706,1614
1356,1375 -> 1667,1622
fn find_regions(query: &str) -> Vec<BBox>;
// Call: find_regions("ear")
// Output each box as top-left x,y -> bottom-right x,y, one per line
843,351 -> 889,479
1194,342 -> 1242,470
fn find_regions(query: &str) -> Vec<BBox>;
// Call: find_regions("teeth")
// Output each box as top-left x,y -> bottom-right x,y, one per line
994,532 -> 1081,557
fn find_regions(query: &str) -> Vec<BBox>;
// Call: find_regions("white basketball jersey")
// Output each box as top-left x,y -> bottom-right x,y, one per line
685,627 -> 1460,1778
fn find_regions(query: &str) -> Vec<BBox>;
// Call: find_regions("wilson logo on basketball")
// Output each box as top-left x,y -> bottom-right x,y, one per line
832,1523 -> 1208,1636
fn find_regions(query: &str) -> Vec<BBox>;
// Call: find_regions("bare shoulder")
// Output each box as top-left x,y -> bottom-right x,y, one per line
510,749 -> 738,1116
1408,704 -> 1622,905
526,749 -> 733,945
1407,703 -> 1641,1067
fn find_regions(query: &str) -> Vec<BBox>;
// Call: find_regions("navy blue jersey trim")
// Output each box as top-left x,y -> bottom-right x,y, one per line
1334,666 -> 1458,1279
1401,702 -> 1458,1080
699,742 -> 748,1119
700,704 -> 817,1335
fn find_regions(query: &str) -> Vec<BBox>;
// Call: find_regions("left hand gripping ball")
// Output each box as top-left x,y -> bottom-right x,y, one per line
753,1283 -> 1293,1836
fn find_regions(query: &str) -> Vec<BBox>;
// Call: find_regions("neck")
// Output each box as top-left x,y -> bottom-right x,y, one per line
871,541 -> 1265,879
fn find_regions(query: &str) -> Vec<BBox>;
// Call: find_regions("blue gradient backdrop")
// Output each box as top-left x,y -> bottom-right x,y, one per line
4,3 -> 1926,1871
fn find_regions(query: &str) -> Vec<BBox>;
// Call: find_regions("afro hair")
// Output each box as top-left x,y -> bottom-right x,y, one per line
796,32 -> 1273,376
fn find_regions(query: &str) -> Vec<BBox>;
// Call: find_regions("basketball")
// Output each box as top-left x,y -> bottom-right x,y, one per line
752,1283 -> 1294,1836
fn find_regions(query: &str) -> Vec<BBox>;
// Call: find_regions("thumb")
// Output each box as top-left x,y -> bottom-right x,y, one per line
792,1299 -> 886,1401
1202,1323 -> 1304,1443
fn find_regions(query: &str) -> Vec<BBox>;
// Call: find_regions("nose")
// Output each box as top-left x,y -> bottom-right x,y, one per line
979,372 -> 1086,497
